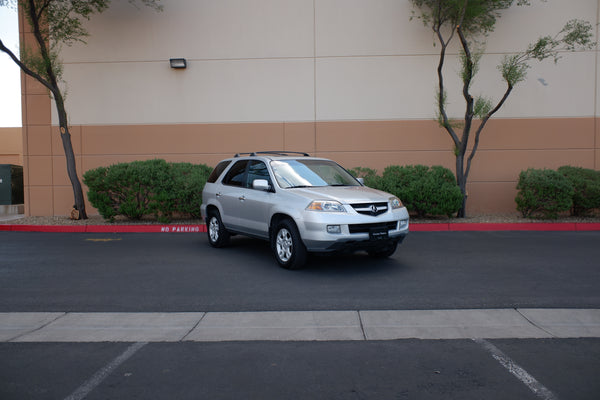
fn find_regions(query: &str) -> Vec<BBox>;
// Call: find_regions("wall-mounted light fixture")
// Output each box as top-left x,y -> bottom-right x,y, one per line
169,58 -> 187,69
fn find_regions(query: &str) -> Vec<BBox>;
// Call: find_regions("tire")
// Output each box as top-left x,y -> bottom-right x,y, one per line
272,219 -> 307,270
206,210 -> 230,248
367,241 -> 398,258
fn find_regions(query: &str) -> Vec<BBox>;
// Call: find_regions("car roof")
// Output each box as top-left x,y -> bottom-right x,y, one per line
228,151 -> 330,162
234,151 -> 310,158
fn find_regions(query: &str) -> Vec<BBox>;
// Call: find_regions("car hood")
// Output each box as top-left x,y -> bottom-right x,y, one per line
290,186 -> 393,204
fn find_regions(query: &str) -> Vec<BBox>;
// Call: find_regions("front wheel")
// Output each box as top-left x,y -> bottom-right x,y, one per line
272,219 -> 307,270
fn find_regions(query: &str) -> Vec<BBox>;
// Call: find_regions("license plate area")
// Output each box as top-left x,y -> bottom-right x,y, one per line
369,228 -> 389,241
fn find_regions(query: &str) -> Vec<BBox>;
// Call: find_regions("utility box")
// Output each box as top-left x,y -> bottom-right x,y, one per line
0,165 -> 24,205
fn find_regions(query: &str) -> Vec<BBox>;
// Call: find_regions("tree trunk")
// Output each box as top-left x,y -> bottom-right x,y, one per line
456,153 -> 468,218
55,96 -> 87,219
59,125 -> 87,219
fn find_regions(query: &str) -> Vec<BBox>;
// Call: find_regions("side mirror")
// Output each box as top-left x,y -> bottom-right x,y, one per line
253,179 -> 272,192
357,177 -> 365,185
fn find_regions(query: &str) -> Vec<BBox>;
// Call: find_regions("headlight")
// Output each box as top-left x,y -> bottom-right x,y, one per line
389,197 -> 403,209
306,200 -> 346,212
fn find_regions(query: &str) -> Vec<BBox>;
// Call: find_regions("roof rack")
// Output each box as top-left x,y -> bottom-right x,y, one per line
234,151 -> 311,157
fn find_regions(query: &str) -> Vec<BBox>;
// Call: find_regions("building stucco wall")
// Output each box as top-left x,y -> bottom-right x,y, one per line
16,0 -> 600,216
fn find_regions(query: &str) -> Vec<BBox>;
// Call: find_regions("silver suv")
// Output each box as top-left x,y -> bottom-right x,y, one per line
201,152 -> 409,269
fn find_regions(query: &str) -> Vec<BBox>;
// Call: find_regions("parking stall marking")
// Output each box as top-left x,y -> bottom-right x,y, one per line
63,341 -> 147,400
473,338 -> 559,400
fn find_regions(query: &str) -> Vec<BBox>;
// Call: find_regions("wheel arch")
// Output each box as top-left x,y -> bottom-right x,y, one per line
204,203 -> 222,218
269,213 -> 297,239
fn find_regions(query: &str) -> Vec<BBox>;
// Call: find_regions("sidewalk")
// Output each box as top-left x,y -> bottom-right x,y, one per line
2,309 -> 599,342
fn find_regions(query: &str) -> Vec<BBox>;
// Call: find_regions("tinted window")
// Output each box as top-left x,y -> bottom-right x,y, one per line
207,160 -> 232,183
222,160 -> 249,187
246,160 -> 272,188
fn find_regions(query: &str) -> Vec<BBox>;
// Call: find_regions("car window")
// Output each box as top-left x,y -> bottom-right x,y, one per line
246,160 -> 272,189
222,160 -> 249,187
271,159 -> 360,188
207,160 -> 232,183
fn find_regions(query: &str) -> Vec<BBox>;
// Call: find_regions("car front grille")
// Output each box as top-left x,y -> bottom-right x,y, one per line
351,202 -> 388,216
348,221 -> 398,234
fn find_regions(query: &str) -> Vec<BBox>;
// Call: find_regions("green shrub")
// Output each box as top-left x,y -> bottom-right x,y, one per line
349,167 -> 384,190
83,159 -> 212,222
381,165 -> 463,217
557,166 -> 600,216
515,168 -> 574,219
169,162 -> 213,218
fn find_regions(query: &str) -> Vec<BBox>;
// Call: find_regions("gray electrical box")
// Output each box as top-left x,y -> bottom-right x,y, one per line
0,165 -> 24,205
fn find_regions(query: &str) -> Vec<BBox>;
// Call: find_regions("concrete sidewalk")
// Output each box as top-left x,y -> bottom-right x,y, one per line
2,309 -> 599,342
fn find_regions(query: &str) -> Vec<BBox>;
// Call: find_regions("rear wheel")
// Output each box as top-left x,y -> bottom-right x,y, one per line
272,219 -> 307,269
206,210 -> 230,248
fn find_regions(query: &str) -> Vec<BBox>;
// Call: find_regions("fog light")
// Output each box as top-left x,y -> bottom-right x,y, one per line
327,225 -> 341,234
399,219 -> 408,228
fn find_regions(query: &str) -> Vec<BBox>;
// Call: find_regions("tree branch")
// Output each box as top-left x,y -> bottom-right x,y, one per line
36,0 -> 52,22
27,0 -> 53,80
0,38 -> 55,93
465,82 -> 514,179
436,41 -> 460,147
456,24 -> 475,157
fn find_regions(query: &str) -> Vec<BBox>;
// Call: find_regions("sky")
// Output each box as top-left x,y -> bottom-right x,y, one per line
0,5 -> 22,127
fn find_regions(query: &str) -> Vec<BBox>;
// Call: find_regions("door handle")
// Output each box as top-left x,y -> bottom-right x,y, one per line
238,195 -> 245,201
216,192 -> 222,198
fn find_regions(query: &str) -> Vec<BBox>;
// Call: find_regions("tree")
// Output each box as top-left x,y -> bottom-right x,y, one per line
0,0 -> 162,219
410,0 -> 595,217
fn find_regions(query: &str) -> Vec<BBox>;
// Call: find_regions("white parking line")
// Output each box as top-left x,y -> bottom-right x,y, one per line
473,338 -> 559,400
63,341 -> 147,400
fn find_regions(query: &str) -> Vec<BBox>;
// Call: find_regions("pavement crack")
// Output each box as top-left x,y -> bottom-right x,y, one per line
180,312 -> 206,341
357,311 -> 367,341
515,308 -> 556,338
7,312 -> 67,342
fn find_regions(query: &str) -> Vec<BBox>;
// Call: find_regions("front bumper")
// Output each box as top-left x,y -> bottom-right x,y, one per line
297,207 -> 410,253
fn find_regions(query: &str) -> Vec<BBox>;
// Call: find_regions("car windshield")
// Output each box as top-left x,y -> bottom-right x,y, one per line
270,159 -> 360,189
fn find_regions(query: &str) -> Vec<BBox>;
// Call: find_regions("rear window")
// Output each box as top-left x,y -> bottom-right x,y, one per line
207,160 -> 232,183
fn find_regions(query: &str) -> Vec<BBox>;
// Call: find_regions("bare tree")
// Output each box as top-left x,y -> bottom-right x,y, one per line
0,0 -> 162,219
410,0 -> 595,217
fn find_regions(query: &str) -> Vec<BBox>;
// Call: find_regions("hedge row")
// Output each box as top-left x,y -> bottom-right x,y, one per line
515,166 -> 600,219
350,165 -> 463,218
83,159 -> 212,222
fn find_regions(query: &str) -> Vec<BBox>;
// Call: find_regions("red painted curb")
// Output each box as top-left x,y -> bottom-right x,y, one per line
0,224 -> 207,233
410,223 -> 449,232
411,222 -> 600,232
1,223 -> 599,233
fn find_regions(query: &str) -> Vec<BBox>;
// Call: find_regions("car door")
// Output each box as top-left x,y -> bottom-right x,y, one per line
218,159 -> 249,231
236,160 -> 275,238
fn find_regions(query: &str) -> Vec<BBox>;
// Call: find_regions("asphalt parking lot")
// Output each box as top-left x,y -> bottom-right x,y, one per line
1,231 -> 599,399
1,231 -> 600,312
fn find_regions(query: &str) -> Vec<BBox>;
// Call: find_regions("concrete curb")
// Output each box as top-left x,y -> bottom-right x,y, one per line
1,222 -> 600,233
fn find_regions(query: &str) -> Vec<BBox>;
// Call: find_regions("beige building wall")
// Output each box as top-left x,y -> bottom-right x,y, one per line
0,127 -> 22,165
17,0 -> 600,216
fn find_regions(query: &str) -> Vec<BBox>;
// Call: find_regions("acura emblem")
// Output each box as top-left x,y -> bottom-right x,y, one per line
370,205 -> 378,214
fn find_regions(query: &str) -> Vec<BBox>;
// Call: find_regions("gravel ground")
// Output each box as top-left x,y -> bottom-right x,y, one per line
2,213 -> 599,225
